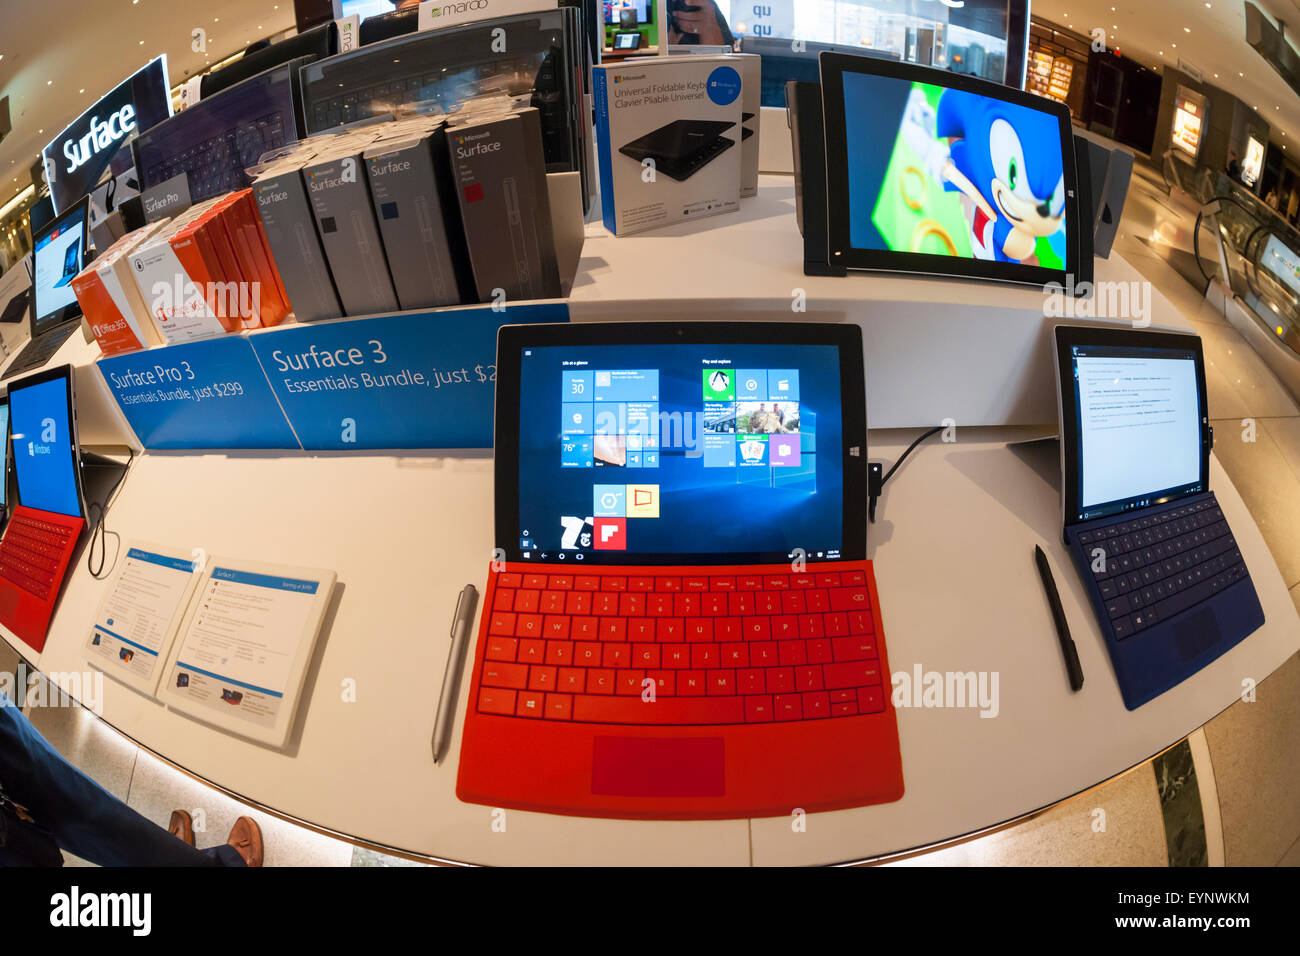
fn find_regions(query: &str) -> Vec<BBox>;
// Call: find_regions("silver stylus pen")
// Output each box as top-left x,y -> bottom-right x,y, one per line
432,584 -> 479,765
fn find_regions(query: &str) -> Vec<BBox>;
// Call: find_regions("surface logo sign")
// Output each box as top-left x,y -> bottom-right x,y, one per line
63,105 -> 136,174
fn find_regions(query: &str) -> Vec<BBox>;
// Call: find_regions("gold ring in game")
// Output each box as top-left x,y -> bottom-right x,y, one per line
911,220 -> 957,255
901,166 -> 927,210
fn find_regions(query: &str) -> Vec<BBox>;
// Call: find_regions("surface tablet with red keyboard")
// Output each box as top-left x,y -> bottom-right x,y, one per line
457,322 -> 904,819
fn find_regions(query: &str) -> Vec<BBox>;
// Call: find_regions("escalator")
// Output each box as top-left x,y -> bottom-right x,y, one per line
1176,167 -> 1300,394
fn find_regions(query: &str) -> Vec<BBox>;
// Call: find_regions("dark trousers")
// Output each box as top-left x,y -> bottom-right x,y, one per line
0,693 -> 244,866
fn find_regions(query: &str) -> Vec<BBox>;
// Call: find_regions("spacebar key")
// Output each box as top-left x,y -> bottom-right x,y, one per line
572,695 -> 744,725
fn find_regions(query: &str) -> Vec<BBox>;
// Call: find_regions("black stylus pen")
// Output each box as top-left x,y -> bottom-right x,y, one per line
1034,545 -> 1084,692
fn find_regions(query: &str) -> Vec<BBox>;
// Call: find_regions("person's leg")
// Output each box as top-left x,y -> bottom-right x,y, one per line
0,694 -> 217,866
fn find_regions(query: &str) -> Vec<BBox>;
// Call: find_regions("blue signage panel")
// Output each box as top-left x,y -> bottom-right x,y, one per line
98,336 -> 300,450
249,304 -> 569,450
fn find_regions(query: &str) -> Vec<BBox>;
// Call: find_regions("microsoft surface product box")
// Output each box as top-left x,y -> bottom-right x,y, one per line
188,199 -> 251,327
210,190 -> 290,329
302,136 -> 400,317
71,221 -> 171,356
126,200 -> 241,345
364,122 -> 476,309
594,56 -> 743,236
252,152 -> 345,324
171,197 -> 280,331
447,107 -> 561,302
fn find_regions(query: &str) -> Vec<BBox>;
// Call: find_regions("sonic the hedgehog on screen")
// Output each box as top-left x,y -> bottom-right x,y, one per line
866,81 -> 1068,269
935,88 -> 1066,264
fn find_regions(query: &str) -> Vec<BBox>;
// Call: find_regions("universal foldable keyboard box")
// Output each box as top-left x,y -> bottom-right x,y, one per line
363,118 -> 477,309
446,106 -> 562,302
736,53 -> 760,199
302,133 -> 402,317
593,56 -> 743,236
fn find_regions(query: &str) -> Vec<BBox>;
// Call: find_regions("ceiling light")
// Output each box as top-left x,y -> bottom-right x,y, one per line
46,80 -> 52,85
0,185 -> 34,220
1184,27 -> 1191,32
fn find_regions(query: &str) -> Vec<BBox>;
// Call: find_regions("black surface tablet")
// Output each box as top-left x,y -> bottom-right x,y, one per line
819,52 -> 1089,291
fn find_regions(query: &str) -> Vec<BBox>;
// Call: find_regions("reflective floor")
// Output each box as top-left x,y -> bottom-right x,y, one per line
2,160 -> 1299,866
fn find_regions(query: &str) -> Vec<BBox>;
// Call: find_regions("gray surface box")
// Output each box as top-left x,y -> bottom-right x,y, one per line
364,129 -> 461,310
252,162 -> 343,323
448,108 -> 560,302
304,147 -> 399,316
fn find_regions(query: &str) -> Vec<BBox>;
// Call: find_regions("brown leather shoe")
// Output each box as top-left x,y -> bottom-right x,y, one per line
227,816 -> 263,867
169,810 -> 195,846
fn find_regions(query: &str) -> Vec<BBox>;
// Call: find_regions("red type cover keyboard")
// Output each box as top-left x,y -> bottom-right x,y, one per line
480,566 -> 885,724
458,561 -> 905,819
0,514 -> 74,600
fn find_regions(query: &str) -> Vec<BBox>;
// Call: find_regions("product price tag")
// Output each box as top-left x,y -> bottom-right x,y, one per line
98,336 -> 300,449
248,303 -> 569,449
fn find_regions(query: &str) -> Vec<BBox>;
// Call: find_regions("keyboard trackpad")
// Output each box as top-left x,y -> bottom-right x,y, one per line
591,736 -> 725,797
1174,607 -> 1221,661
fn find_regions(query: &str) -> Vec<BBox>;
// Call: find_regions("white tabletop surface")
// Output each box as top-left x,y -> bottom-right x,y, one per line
1,180 -> 1297,865
4,422 -> 1295,865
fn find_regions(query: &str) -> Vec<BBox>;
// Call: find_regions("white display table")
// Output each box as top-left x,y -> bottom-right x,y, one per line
3,179 -> 1297,866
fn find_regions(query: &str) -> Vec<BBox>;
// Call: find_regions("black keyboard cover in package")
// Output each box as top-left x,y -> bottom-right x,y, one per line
132,57 -> 312,204
299,9 -> 590,206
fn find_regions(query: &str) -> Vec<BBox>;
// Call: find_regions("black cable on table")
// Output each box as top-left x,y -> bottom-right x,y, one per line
87,448 -> 135,580
869,425 -> 945,523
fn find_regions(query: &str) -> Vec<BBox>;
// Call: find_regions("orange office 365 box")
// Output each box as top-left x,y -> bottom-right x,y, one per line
70,221 -> 172,356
